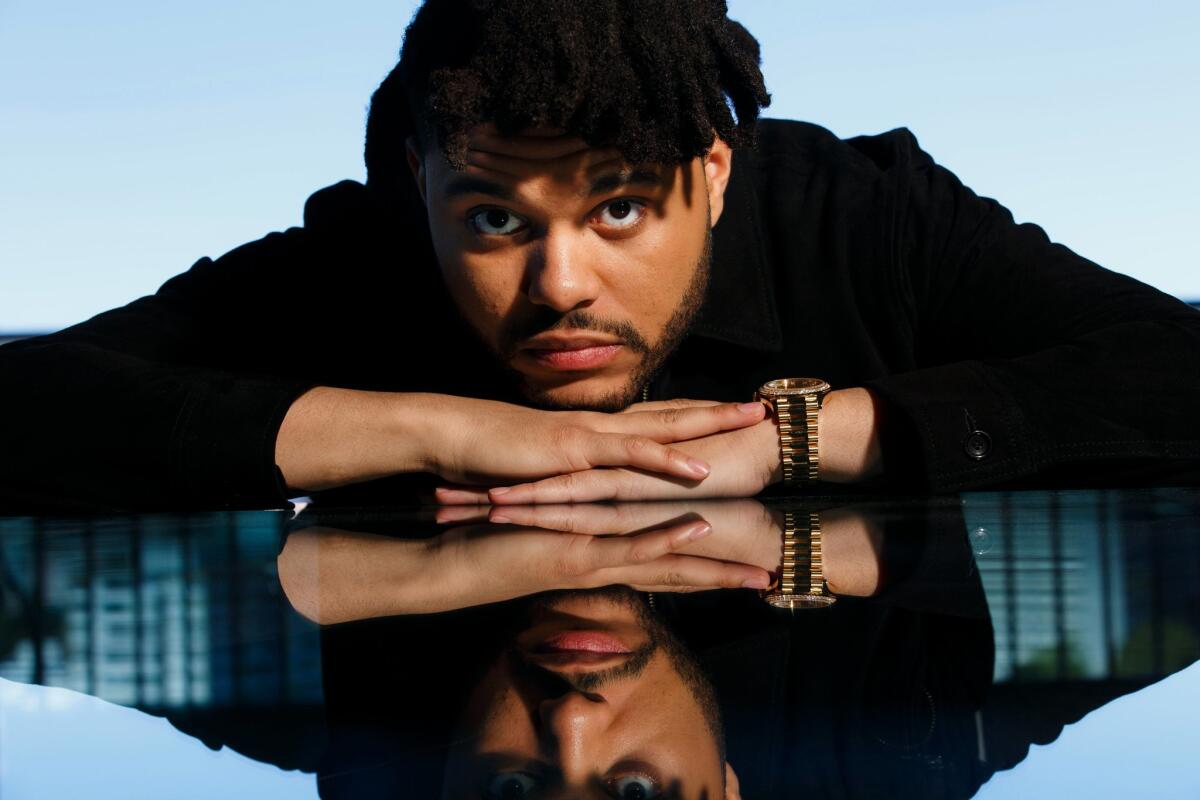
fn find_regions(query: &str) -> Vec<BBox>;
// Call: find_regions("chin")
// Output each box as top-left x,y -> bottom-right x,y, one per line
521,373 -> 640,412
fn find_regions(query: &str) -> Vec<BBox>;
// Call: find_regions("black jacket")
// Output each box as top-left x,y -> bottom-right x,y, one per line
3,119 -> 1199,510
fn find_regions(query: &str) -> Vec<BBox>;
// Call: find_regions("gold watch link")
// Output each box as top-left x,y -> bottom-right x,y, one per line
761,510 -> 836,609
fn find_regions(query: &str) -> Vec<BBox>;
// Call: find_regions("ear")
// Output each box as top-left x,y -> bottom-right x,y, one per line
724,762 -> 742,800
703,135 -> 733,226
405,135 -> 428,206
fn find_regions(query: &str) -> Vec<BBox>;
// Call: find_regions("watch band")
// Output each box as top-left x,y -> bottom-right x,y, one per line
775,392 -> 822,484
761,510 -> 836,609
756,377 -> 829,487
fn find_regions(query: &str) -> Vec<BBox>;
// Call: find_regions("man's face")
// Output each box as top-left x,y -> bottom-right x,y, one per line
441,588 -> 740,799
407,127 -> 733,410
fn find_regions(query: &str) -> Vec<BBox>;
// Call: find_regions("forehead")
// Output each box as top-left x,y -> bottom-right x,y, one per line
428,124 -> 681,194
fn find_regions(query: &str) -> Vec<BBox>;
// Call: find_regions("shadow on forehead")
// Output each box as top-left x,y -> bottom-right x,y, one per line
466,124 -> 601,161
455,126 -> 697,207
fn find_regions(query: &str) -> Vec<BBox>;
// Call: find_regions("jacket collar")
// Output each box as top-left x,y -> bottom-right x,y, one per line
690,151 -> 784,352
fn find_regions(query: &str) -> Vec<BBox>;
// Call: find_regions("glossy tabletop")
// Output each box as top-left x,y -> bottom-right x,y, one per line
1,488 -> 1198,799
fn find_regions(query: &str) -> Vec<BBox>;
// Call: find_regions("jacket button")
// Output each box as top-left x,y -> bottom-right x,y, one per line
963,430 -> 992,460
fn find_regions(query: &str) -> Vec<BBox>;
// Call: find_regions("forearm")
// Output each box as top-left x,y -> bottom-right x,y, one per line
277,528 -> 435,624
275,387 -> 441,493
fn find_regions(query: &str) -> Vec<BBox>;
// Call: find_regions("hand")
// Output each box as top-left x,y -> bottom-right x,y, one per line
277,510 -> 773,622
435,398 -> 781,504
444,500 -> 890,597
424,394 -> 768,498
464,498 -> 786,575
430,510 -> 773,610
434,389 -> 885,504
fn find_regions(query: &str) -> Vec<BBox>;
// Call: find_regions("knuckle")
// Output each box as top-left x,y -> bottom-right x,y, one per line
624,435 -> 651,454
658,408 -> 683,426
659,570 -> 687,587
626,541 -> 659,564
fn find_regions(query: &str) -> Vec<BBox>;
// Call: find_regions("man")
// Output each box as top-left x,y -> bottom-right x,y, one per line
2,0 -> 1198,511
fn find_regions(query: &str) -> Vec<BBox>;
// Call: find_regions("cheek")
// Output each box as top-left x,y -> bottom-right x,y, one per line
428,220 -> 522,339
612,216 -> 706,319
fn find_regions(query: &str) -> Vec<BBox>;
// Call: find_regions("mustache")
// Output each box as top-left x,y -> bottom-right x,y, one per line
504,309 -> 651,356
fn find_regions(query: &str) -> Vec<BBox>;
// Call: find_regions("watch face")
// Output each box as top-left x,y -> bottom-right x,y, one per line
759,377 -> 831,397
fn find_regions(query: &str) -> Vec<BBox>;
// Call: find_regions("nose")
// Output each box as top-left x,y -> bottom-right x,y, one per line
524,225 -> 602,313
538,691 -> 614,781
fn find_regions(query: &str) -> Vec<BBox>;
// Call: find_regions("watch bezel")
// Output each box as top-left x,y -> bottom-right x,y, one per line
757,377 -> 831,398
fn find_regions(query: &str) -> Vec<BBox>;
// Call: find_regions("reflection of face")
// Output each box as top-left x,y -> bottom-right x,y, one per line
408,129 -> 731,411
442,588 -> 737,799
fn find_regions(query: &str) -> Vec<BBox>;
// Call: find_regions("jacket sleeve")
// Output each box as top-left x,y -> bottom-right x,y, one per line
0,226 -> 318,511
862,130 -> 1200,492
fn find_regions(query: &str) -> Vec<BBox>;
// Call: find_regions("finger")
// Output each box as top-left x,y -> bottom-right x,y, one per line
435,505 -> 492,524
434,485 -> 493,505
489,503 -> 694,534
580,432 -> 714,481
603,401 -> 766,443
490,469 -> 649,505
592,553 -> 772,592
619,398 -> 724,414
585,518 -> 713,569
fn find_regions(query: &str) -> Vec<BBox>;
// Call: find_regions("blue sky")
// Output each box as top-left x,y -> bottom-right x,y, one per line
1,0 -> 1197,331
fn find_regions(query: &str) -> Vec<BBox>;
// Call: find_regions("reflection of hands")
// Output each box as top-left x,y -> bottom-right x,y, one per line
456,499 -> 786,577
278,506 -> 773,623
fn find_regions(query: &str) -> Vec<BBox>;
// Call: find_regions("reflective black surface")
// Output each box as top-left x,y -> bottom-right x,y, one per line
2,488 -> 1198,798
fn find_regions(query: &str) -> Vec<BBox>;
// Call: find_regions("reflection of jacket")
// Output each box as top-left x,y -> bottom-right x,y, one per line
4,119 -> 1200,510
663,503 -> 997,800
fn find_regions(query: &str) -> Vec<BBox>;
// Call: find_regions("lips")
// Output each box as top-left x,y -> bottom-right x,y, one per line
525,344 -> 622,370
538,630 -> 633,654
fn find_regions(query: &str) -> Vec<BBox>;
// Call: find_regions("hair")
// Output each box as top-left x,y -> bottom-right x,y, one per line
364,0 -> 771,193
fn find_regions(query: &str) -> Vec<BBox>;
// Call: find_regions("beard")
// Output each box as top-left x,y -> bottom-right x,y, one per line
495,229 -> 713,412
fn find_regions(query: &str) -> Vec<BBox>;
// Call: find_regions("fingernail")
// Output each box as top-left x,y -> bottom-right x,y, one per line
737,401 -> 764,414
686,458 -> 710,477
490,487 -> 511,496
490,514 -> 511,524
685,522 -> 712,542
741,574 -> 770,589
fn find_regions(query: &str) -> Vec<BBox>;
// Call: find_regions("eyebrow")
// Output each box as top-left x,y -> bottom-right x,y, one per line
441,169 -> 666,202
443,175 -> 516,202
585,168 -> 666,196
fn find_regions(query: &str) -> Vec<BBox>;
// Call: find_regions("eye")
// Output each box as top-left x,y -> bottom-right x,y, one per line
486,771 -> 540,799
593,198 -> 647,229
469,207 -> 527,236
609,774 -> 660,799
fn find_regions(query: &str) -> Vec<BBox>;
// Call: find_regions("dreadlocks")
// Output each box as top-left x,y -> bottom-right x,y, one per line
364,0 -> 770,193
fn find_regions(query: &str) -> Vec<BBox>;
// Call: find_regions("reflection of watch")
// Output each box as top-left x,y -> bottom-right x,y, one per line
761,510 -> 836,609
755,378 -> 831,485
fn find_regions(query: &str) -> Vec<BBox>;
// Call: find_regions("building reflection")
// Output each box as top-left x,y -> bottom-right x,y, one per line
0,511 -> 322,711
964,488 -> 1200,683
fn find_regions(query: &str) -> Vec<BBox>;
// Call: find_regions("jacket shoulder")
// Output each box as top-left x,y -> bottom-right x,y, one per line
753,118 -> 933,175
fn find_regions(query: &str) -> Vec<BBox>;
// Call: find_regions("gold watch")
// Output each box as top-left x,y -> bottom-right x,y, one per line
755,378 -> 831,485
761,510 -> 837,609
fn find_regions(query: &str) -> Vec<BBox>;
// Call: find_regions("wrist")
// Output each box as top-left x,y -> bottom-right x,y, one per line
816,387 -> 884,483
